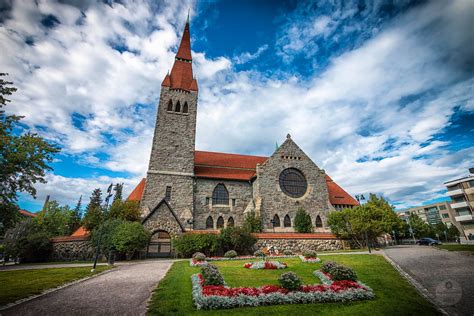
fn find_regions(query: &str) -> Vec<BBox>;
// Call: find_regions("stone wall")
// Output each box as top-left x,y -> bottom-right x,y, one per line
51,239 -> 95,261
255,238 -> 349,253
194,178 -> 253,230
254,135 -> 332,231
142,200 -> 185,237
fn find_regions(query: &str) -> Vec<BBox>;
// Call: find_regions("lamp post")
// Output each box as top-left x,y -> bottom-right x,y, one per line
91,183 -> 113,272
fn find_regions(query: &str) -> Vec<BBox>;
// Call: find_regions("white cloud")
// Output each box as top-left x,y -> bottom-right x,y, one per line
233,44 -> 269,65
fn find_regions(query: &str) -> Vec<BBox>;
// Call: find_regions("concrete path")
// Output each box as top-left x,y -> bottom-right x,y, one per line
384,245 -> 474,316
0,259 -> 174,316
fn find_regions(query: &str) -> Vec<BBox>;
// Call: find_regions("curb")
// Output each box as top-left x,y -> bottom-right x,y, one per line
0,266 -> 116,312
381,252 -> 448,316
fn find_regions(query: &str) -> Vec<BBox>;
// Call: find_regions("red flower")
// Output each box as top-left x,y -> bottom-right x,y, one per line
244,263 -> 252,269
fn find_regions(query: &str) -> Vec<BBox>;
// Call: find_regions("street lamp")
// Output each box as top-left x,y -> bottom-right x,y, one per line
91,183 -> 114,272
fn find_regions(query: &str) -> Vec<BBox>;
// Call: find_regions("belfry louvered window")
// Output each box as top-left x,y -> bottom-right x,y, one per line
167,100 -> 173,111
183,102 -> 188,113
212,184 -> 229,205
175,101 -> 181,112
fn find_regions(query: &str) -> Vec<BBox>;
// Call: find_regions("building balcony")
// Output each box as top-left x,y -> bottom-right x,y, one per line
450,201 -> 468,209
455,214 -> 474,222
465,187 -> 474,195
447,188 -> 463,196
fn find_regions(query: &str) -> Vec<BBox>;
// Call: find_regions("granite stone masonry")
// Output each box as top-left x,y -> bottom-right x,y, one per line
51,239 -> 95,261
255,238 -> 347,253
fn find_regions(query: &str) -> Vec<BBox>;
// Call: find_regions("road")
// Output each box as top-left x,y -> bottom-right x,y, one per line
384,245 -> 474,316
0,259 -> 174,316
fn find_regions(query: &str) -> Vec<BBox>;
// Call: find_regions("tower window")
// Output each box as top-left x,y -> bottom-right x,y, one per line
165,186 -> 172,201
212,184 -> 229,205
217,216 -> 224,229
167,100 -> 173,111
272,214 -> 280,227
183,102 -> 189,113
175,101 -> 181,112
232,199 -> 236,206
316,215 -> 323,228
284,214 -> 291,227
206,216 -> 213,229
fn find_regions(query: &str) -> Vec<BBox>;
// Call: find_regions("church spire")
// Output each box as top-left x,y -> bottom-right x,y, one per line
162,16 -> 197,91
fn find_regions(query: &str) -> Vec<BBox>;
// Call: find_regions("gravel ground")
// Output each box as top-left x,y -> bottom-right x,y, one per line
0,259 -> 174,316
384,245 -> 474,316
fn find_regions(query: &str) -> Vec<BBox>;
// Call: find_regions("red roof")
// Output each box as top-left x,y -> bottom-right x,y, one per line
129,151 -> 357,207
70,226 -> 90,237
127,178 -> 146,201
19,209 -> 37,217
162,21 -> 198,92
326,176 -> 359,206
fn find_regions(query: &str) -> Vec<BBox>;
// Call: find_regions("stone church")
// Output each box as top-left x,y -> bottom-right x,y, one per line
128,19 -> 358,241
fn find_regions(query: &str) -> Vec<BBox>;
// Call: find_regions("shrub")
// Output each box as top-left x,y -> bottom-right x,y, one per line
193,252 -> 206,261
294,208 -> 314,233
303,251 -> 317,258
201,264 -> 224,286
330,265 -> 358,281
321,261 -> 338,274
243,211 -> 262,233
283,249 -> 293,255
254,250 -> 265,257
111,222 -> 150,260
219,227 -> 257,254
278,272 -> 302,291
172,233 -> 219,257
17,231 -> 52,263
224,250 -> 237,258
90,219 -> 124,256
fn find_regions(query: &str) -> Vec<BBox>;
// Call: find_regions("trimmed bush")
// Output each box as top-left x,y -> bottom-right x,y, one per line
192,252 -> 206,261
321,261 -> 338,274
172,233 -> 219,257
283,249 -> 293,255
278,271 -> 302,291
224,250 -> 237,258
331,265 -> 358,281
219,227 -> 256,254
254,250 -> 265,257
303,251 -> 317,258
201,264 -> 224,286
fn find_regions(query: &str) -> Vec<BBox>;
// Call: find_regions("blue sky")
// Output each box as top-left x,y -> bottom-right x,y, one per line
1,0 -> 472,212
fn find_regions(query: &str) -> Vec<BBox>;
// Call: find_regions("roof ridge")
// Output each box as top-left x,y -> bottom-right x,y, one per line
195,150 -> 268,159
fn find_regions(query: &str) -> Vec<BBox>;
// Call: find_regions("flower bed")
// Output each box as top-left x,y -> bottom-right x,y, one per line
299,255 -> 321,263
190,259 -> 208,267
206,255 -> 297,261
192,272 -> 374,310
243,261 -> 287,270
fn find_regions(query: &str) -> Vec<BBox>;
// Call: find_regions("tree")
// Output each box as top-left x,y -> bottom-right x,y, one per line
294,208 -> 314,233
243,211 -> 262,233
113,183 -> 123,202
219,227 -> 256,254
35,200 -> 75,237
407,213 -> 431,238
109,200 -> 141,222
70,196 -> 83,233
90,219 -> 124,257
0,203 -> 20,236
0,73 -> 59,232
111,221 -> 150,260
83,188 -> 104,231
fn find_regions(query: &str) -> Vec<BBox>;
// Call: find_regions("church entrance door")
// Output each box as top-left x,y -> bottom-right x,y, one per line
147,230 -> 172,258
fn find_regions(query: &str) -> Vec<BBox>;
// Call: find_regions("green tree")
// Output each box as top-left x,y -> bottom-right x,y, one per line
219,226 -> 256,254
109,200 -> 141,222
243,211 -> 262,233
112,221 -> 150,260
70,196 -> 83,233
35,200 -> 75,237
113,183 -> 123,202
83,188 -> 104,231
0,73 -> 59,233
407,213 -> 431,238
294,208 -> 314,233
0,203 -> 20,236
90,219 -> 124,257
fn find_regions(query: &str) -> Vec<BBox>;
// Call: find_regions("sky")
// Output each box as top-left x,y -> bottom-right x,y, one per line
1,0 -> 473,212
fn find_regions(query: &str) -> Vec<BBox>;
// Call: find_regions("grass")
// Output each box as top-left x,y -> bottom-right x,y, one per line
435,244 -> 474,252
0,266 -> 111,306
147,255 -> 441,315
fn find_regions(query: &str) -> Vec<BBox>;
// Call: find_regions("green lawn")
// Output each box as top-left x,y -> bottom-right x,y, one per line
147,255 -> 440,315
0,266 -> 111,306
435,244 -> 474,252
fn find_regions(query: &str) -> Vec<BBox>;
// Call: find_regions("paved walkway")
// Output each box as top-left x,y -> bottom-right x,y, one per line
384,245 -> 474,316
0,259 -> 174,316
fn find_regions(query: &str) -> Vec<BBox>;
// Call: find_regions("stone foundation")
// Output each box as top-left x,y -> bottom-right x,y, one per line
255,238 -> 350,253
51,238 -> 95,261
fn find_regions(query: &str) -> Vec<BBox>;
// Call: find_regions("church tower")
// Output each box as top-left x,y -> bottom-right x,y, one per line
140,17 -> 198,225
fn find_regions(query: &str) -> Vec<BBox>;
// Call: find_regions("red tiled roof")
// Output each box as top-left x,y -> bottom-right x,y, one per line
71,226 -> 90,237
51,235 -> 89,242
129,151 -> 357,207
176,22 -> 192,60
19,209 -> 37,217
127,178 -> 146,201
326,176 -> 359,206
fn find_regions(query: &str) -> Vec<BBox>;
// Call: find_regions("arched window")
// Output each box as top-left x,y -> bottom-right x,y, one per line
227,217 -> 234,227
217,216 -> 224,229
284,215 -> 291,227
182,102 -> 188,113
167,100 -> 173,111
212,184 -> 229,205
315,215 -> 323,228
272,214 -> 280,227
206,216 -> 213,229
175,101 -> 181,112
